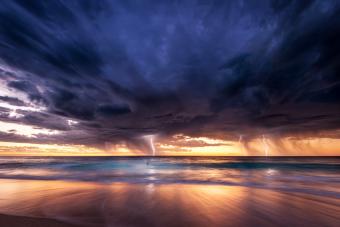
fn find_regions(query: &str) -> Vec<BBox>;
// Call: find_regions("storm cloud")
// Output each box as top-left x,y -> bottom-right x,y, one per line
0,0 -> 339,151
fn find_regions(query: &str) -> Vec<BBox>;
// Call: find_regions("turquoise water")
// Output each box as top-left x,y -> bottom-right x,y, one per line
0,156 -> 339,198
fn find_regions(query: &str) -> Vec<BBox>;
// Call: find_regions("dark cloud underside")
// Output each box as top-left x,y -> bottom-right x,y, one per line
0,0 -> 339,148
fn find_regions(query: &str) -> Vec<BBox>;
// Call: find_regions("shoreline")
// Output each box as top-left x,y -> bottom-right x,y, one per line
0,179 -> 338,227
0,213 -> 78,227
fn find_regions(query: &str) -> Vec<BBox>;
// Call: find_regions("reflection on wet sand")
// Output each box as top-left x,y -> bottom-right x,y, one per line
0,179 -> 338,227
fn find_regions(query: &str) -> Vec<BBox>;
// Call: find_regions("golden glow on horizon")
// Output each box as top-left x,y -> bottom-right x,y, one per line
157,135 -> 241,156
0,135 -> 339,156
0,142 -> 104,156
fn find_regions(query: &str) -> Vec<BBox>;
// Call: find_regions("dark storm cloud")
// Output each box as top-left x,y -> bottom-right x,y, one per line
0,0 -> 339,150
7,80 -> 47,104
0,96 -> 25,106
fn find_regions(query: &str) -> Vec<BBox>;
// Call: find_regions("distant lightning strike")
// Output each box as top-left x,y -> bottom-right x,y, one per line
150,136 -> 156,156
143,135 -> 157,156
238,135 -> 244,153
262,135 -> 269,157
238,135 -> 243,144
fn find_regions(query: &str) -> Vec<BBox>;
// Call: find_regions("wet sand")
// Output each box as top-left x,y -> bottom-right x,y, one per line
0,179 -> 338,226
0,213 -> 78,227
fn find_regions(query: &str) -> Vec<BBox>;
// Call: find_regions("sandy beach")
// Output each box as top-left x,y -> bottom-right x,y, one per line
0,213 -> 78,227
0,179 -> 338,227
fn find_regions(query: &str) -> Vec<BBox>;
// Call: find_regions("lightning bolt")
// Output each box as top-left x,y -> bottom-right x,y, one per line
144,135 -> 157,156
238,135 -> 244,153
150,136 -> 156,156
238,135 -> 243,144
262,135 -> 269,157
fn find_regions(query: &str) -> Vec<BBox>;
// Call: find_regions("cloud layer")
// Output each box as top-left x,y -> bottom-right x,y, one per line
0,0 -> 339,152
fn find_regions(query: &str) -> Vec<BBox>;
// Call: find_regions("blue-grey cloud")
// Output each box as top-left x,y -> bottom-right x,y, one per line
0,0 -> 339,149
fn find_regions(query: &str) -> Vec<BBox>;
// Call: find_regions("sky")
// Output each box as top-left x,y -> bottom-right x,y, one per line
0,0 -> 339,156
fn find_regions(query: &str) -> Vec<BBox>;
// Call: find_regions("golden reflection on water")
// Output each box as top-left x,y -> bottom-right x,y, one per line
0,179 -> 338,227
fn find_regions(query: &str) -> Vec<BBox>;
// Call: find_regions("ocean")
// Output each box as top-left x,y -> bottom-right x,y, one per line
0,156 -> 339,226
